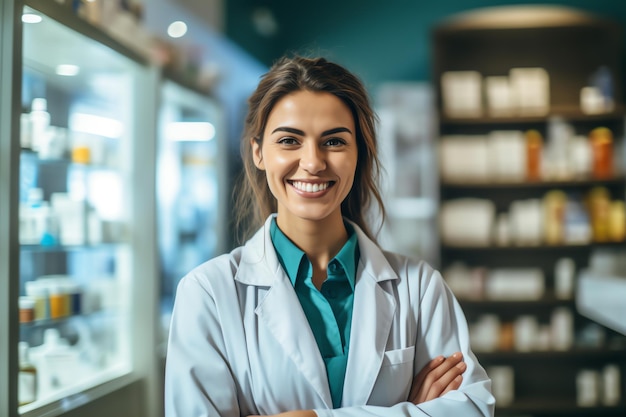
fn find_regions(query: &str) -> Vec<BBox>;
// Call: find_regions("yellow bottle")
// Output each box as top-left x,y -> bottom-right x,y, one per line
609,200 -> 626,242
588,187 -> 611,242
544,190 -> 567,245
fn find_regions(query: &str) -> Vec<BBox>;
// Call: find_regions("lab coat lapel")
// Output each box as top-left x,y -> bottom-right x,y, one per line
255,275 -> 333,408
342,226 -> 397,406
241,216 -> 333,408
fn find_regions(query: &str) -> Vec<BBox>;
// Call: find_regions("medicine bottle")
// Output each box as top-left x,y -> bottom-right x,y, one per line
525,130 -> 543,180
588,187 -> 611,243
25,281 -> 49,321
18,341 -> 37,406
544,190 -> 567,245
49,282 -> 69,319
609,200 -> 626,242
19,297 -> 35,323
29,98 -> 51,153
589,127 -> 613,179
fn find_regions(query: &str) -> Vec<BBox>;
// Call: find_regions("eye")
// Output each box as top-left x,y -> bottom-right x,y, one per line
277,136 -> 299,146
324,137 -> 346,147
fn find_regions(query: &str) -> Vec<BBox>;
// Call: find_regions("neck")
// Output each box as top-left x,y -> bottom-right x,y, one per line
276,213 -> 348,273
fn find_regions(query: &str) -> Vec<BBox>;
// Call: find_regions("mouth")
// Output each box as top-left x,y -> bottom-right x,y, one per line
288,180 -> 335,193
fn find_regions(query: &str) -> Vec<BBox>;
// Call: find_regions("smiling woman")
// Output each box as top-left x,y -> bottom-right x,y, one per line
252,90 -> 358,241
164,55 -> 495,417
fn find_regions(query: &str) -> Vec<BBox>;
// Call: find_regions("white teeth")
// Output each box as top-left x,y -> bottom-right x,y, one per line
292,181 -> 329,192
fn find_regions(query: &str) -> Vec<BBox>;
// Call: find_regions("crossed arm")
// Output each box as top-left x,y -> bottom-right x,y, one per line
247,352 -> 467,417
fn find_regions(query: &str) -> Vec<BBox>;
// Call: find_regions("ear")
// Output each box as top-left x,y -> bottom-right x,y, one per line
251,137 -> 265,170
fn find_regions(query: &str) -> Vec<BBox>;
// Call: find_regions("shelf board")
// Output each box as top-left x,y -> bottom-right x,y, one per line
497,399 -> 626,416
439,106 -> 625,125
19,309 -> 111,329
441,176 -> 626,190
441,241 -> 625,253
18,364 -> 134,415
21,148 -> 116,170
459,294 -> 574,309
20,243 -> 126,252
476,348 -> 626,361
25,0 -> 149,64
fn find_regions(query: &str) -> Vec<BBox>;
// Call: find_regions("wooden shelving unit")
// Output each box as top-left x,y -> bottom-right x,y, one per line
432,5 -> 626,415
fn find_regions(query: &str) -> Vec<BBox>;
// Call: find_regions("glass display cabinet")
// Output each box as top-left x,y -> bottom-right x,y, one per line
2,1 -> 160,416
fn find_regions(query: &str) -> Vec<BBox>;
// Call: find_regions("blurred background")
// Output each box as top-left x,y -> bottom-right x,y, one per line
2,0 -> 626,416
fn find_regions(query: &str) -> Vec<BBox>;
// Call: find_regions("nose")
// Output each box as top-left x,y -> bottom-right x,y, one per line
300,143 -> 326,174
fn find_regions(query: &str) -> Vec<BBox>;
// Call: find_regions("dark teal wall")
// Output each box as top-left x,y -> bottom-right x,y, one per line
225,0 -> 626,91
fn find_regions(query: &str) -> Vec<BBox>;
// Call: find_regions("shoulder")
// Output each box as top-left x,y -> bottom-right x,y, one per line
176,246 -> 245,298
380,250 -> 436,277
350,220 -> 442,288
369,247 -> 452,306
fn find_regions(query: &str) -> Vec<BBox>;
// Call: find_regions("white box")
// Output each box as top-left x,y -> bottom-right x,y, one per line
510,67 -> 550,116
441,71 -> 483,118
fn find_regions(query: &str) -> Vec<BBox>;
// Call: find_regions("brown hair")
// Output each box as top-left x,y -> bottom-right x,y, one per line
233,55 -> 386,243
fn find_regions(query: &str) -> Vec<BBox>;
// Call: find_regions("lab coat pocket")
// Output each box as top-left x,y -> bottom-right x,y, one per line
368,345 -> 415,406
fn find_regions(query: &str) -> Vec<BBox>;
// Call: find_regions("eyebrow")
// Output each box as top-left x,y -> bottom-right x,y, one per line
271,126 -> 353,136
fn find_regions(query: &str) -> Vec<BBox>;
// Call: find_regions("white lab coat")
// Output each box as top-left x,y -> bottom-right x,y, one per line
165,215 -> 495,417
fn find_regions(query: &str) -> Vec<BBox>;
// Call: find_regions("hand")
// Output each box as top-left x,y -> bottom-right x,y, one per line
408,351 -> 466,404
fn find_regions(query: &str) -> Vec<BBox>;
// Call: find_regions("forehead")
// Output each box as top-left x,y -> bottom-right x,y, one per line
265,90 -> 354,130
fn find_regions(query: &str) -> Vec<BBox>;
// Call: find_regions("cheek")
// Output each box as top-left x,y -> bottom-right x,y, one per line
345,172 -> 357,194
262,160 -> 288,195
339,160 -> 358,192
265,154 -> 295,178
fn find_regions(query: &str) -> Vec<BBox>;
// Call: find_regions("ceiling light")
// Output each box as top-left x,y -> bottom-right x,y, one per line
22,13 -> 42,24
56,64 -> 80,76
165,122 -> 215,141
69,113 -> 124,139
167,21 -> 188,38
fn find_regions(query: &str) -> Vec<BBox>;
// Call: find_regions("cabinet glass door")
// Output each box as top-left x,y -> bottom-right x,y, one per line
156,80 -> 227,319
18,5 -> 141,412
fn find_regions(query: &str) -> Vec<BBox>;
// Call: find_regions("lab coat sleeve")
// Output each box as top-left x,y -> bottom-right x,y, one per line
314,266 -> 495,417
164,272 -> 241,417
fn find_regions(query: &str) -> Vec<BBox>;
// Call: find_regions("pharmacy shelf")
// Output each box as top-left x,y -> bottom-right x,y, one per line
433,6 -> 626,414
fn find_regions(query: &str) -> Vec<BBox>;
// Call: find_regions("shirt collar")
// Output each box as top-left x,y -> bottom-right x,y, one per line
269,218 -> 358,289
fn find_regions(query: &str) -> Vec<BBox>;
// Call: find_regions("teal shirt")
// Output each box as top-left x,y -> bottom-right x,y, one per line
270,219 -> 359,408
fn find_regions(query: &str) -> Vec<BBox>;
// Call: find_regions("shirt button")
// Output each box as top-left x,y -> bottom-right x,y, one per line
329,263 -> 338,273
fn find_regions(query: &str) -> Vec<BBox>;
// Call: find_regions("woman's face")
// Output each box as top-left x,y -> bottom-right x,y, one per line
252,90 -> 358,230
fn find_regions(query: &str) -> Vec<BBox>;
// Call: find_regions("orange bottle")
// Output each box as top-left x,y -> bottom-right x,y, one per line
590,127 -> 613,179
526,130 -> 543,181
